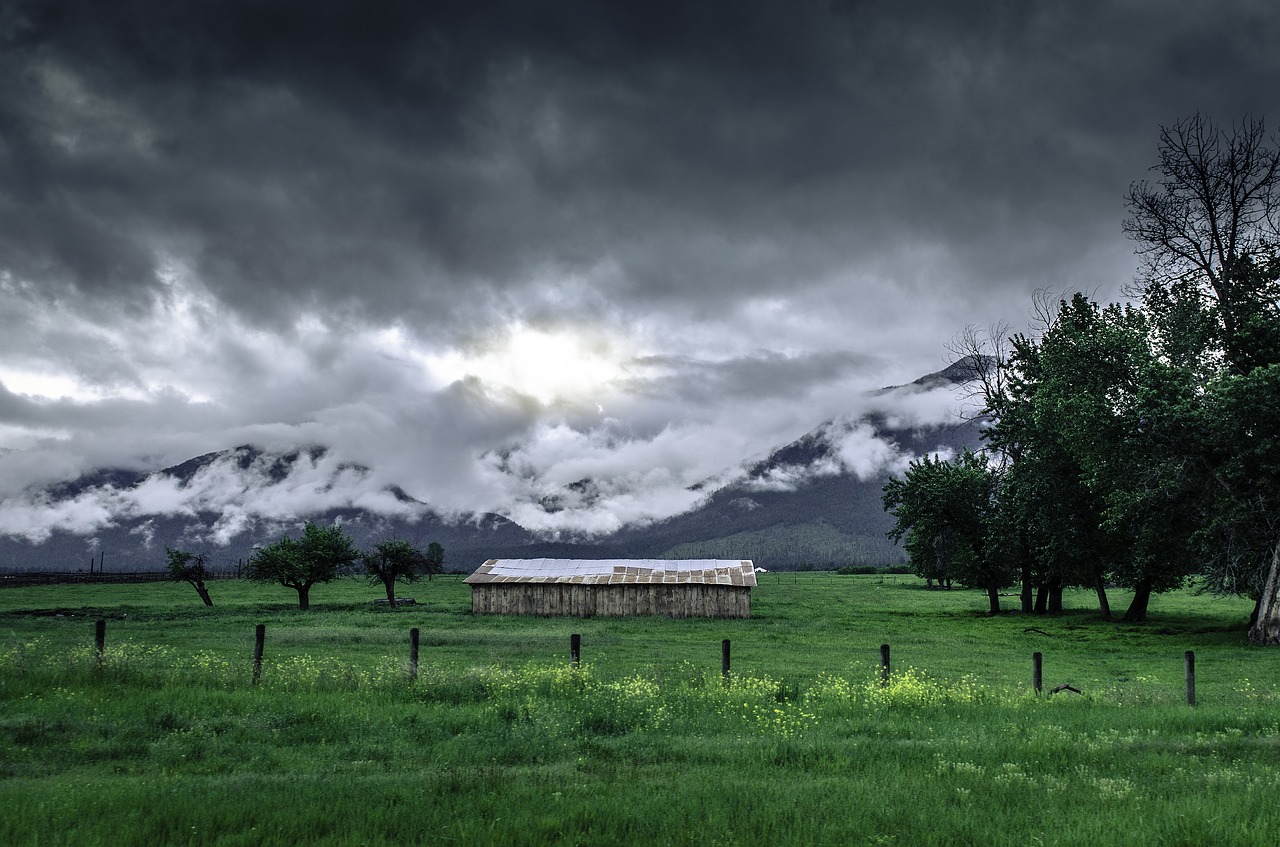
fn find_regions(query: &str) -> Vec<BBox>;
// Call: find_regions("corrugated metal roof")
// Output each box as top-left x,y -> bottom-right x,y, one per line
464,558 -> 757,587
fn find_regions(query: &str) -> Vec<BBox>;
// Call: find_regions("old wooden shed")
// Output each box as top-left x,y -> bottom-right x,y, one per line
464,558 -> 756,618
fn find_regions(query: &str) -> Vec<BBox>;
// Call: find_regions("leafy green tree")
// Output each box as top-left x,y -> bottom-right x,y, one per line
950,323 -> 1112,617
993,444 -> 1116,618
883,450 -> 1011,614
363,540 -> 428,608
973,322 -> 1118,618
424,542 -> 445,579
165,547 -> 214,607
1031,295 -> 1208,621
246,522 -> 359,611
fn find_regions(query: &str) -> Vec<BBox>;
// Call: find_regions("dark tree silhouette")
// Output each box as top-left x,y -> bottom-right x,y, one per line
165,547 -> 214,606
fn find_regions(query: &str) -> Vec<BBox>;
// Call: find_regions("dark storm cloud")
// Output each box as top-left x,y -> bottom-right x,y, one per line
8,0 -> 1272,334
626,350 -> 878,406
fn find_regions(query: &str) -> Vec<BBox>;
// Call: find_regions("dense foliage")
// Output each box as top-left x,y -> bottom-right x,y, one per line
884,115 -> 1280,641
882,450 -> 1007,613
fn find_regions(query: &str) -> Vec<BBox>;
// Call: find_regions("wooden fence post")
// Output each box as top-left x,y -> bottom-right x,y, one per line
95,618 -> 106,662
1185,650 -> 1196,706
879,643 -> 890,686
1033,651 -> 1043,695
409,628 -> 420,682
570,633 -> 581,668
252,624 -> 266,685
721,639 -> 731,681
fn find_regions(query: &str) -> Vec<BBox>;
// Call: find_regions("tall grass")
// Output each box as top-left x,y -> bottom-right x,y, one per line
2,574 -> 1279,845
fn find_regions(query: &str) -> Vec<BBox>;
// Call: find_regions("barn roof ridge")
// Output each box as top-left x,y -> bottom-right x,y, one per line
464,557 -> 757,587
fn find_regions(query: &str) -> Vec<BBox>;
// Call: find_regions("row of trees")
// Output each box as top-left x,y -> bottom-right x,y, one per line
884,114 -> 1280,645
165,523 -> 445,610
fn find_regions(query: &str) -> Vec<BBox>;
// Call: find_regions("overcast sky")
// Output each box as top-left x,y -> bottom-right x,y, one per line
2,0 -> 1278,542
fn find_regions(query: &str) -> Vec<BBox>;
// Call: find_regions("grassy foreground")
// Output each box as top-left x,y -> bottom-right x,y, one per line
2,574 -> 1279,846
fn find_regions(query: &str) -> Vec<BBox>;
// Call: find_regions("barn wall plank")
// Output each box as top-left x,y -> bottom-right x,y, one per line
470,584 -> 752,618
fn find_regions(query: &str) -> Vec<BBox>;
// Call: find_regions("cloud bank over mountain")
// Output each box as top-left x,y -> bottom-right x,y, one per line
0,374 -> 967,545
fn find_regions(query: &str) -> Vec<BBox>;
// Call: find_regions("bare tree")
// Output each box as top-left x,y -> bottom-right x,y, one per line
1123,113 -> 1280,345
946,324 -> 1009,430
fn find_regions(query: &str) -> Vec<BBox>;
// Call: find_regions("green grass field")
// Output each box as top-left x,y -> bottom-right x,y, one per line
2,574 -> 1279,846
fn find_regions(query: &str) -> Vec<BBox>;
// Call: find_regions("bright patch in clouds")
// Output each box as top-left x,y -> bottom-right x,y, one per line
0,368 -> 85,401
430,326 -> 628,404
0,367 -> 124,403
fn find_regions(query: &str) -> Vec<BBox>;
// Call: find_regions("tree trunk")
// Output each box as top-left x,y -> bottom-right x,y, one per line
196,582 -> 213,607
1020,561 -> 1033,614
1123,584 -> 1151,622
1092,572 -> 1111,620
1034,583 -> 1048,615
296,584 -> 311,611
384,577 -> 398,609
1048,583 -> 1063,615
986,582 -> 1001,616
1248,539 -> 1280,645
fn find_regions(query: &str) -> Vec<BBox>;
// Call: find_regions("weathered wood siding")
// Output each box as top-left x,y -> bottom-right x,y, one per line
469,583 -> 752,618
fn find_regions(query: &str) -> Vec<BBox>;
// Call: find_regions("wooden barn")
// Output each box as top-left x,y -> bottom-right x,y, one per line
464,558 -> 757,618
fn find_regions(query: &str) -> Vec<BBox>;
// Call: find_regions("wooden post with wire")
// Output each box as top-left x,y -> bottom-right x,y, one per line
252,624 -> 266,685
409,628 -> 420,682
1185,650 -> 1196,706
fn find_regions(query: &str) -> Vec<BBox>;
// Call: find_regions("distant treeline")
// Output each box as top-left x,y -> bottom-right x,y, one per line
0,567 -> 242,587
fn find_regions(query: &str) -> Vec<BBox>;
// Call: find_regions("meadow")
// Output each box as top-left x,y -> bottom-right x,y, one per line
2,573 -> 1278,846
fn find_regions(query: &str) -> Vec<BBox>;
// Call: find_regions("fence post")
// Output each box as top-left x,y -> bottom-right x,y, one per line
1033,651 -> 1043,695
721,639 -> 731,681
570,633 -> 581,668
94,618 -> 106,662
1185,650 -> 1196,706
252,624 -> 266,685
879,643 -> 890,686
409,628 -> 420,682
